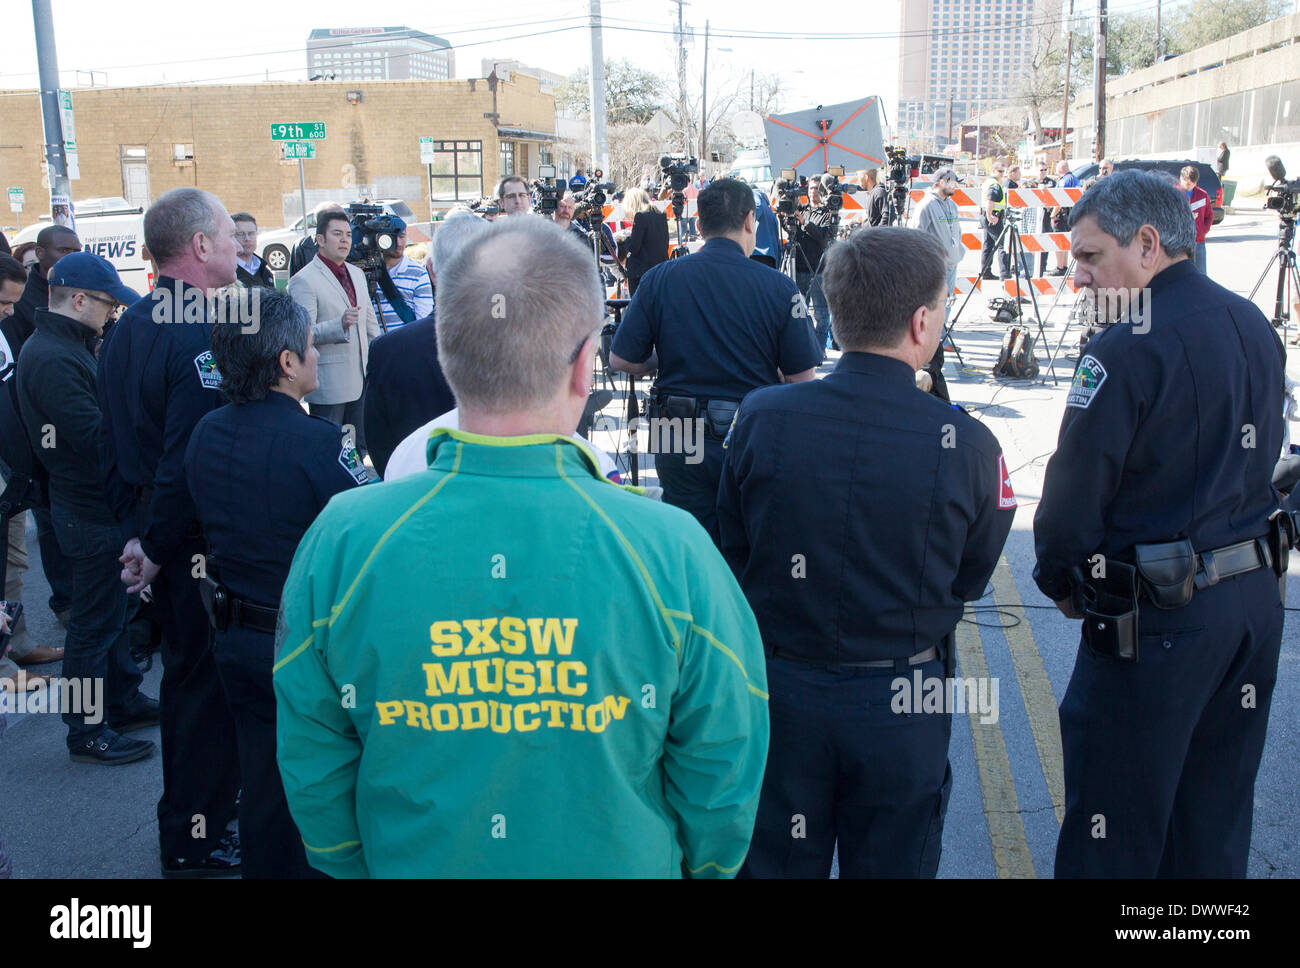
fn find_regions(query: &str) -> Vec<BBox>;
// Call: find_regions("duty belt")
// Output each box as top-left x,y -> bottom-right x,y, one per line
228,596 -> 279,635
1192,537 -> 1269,589
766,644 -> 939,670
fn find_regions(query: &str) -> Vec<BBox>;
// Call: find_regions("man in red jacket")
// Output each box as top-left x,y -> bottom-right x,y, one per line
1181,166 -> 1213,274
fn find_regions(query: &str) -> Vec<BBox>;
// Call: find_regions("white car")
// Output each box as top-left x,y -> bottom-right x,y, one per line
257,199 -> 432,272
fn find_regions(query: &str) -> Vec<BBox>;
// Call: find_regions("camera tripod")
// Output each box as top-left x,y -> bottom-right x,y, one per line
1248,215 -> 1299,344
779,215 -> 835,352
942,210 -> 1058,384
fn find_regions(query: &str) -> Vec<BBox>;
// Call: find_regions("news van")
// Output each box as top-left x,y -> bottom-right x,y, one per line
10,197 -> 151,295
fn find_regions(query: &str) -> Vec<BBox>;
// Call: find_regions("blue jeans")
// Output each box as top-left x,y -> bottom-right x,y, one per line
50,504 -> 143,747
797,270 -> 831,351
1194,241 -> 1207,274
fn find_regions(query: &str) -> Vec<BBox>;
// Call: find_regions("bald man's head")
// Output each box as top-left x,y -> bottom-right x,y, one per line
34,226 -> 82,276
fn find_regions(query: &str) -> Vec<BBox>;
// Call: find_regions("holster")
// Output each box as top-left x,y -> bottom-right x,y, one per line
653,394 -> 697,422
198,574 -> 230,632
1268,510 -> 1295,603
1134,538 -> 1196,609
1076,560 -> 1139,662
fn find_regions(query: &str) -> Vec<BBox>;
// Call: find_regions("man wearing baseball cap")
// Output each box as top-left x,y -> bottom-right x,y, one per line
910,167 -> 963,400
15,253 -> 158,765
370,217 -> 432,332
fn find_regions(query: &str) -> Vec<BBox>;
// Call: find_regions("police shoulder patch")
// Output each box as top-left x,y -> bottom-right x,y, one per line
194,350 -> 222,389
1067,354 -> 1107,410
338,440 -> 369,484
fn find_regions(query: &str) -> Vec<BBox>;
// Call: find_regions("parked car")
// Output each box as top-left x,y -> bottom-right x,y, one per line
257,199 -> 431,272
1072,159 -> 1225,224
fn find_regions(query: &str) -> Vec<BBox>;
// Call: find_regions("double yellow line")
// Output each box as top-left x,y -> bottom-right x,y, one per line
956,555 -> 1065,878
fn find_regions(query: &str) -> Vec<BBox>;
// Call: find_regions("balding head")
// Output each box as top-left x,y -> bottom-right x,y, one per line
436,216 -> 602,417
144,188 -> 238,288
34,225 -> 81,276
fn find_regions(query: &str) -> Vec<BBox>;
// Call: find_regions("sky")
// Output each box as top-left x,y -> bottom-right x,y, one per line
2,0 -> 907,123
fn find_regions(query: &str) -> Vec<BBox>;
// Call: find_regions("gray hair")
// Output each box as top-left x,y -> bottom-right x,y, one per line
432,212 -> 489,278
1069,169 -> 1195,259
145,188 -> 222,264
210,289 -> 309,404
436,216 -> 603,414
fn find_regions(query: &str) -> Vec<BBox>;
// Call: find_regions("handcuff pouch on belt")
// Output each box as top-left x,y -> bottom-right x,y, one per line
651,395 -> 738,440
1134,538 -> 1197,609
199,574 -> 231,632
1072,560 -> 1140,662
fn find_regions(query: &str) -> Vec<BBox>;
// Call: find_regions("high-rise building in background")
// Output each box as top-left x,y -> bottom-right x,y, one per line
897,0 -> 1054,149
307,27 -> 455,81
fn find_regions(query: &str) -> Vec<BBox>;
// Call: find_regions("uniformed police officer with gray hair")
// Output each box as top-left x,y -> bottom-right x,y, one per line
1035,170 -> 1286,877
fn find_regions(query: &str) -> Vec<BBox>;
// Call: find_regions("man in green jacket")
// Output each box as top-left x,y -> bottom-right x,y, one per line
274,215 -> 770,877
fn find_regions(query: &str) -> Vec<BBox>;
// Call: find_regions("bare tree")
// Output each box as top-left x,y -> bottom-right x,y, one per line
1016,22 -> 1066,147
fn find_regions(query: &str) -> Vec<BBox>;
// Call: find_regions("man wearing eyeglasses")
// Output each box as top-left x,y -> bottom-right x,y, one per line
16,252 -> 158,766
496,175 -> 533,217
232,213 -> 275,289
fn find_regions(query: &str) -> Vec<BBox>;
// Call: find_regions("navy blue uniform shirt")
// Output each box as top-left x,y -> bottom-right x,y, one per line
362,308 -> 455,478
185,391 -> 363,605
610,237 -> 821,400
97,275 -> 224,567
718,352 -> 1015,662
1033,259 -> 1285,601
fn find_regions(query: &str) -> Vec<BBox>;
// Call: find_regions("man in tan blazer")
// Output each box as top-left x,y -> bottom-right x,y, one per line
287,210 -> 380,449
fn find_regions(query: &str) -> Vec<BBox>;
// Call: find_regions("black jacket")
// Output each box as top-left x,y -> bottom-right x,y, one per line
625,210 -> 669,281
16,308 -> 114,524
362,307 -> 456,477
866,185 -> 889,226
237,260 -> 276,289
6,267 -> 47,367
289,236 -> 319,277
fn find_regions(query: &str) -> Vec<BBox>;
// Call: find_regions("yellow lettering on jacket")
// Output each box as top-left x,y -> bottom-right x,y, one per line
499,616 -> 527,654
423,662 -> 473,698
429,620 -> 462,657
527,617 -> 578,655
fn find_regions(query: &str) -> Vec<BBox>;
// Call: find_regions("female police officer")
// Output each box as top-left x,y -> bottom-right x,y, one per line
185,288 -> 365,878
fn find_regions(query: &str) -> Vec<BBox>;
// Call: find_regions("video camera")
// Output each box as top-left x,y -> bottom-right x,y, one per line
1264,155 -> 1300,219
819,166 -> 860,214
345,202 -> 401,276
468,197 -> 500,218
659,154 -> 698,191
572,169 -> 616,221
773,169 -> 807,217
532,164 -> 565,216
884,145 -> 910,188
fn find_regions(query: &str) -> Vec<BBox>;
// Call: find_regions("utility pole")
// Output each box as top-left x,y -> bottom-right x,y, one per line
699,20 -> 709,164
1155,0 -> 1163,62
1093,0 -> 1107,162
1061,0 -> 1074,161
673,0 -> 690,155
32,0 -> 74,229
587,0 -> 610,176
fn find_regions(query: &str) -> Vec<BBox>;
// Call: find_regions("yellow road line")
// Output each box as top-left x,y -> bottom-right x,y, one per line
956,614 -> 1036,878
991,556 -> 1066,824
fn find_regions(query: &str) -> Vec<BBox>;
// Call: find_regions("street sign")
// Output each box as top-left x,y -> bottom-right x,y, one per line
282,142 -> 316,160
58,90 -> 77,151
7,188 -> 24,213
271,122 -> 326,141
419,136 -> 435,164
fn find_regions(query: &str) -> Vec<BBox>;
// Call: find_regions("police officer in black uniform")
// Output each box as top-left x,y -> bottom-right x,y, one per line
609,178 -> 822,542
1034,171 -> 1286,878
98,187 -> 242,877
720,227 -> 1015,877
186,290 -> 364,878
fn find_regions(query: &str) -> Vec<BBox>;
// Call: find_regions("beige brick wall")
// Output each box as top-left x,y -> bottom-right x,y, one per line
0,75 -> 556,235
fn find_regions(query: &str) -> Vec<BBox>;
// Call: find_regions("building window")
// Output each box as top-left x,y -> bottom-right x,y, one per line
500,140 -> 515,176
172,143 -> 194,164
429,139 -> 484,201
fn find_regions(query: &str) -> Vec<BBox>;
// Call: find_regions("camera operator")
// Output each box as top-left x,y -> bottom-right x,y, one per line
790,176 -> 834,352
861,169 -> 889,227
609,179 -> 821,543
371,218 -> 432,330
551,193 -> 590,245
496,175 -> 532,217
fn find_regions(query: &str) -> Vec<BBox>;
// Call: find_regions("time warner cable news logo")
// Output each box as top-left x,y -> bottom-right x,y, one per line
50,899 -> 151,948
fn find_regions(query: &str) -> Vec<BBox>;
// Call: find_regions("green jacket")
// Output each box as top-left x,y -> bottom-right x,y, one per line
273,428 -> 769,877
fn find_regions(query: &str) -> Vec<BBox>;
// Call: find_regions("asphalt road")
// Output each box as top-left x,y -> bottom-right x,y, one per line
1,209 -> 1295,878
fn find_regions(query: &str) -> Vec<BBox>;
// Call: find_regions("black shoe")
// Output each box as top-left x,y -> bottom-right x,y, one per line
1049,267 -> 1068,276
980,271 -> 999,280
109,694 -> 160,733
69,730 -> 156,765
161,830 -> 241,879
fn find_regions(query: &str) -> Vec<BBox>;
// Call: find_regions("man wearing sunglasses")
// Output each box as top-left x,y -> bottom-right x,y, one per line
15,252 -> 158,766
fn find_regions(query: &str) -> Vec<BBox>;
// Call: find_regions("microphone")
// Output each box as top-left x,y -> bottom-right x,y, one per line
1265,155 -> 1286,182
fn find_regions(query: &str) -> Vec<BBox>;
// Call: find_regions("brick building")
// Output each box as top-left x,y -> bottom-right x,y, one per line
0,73 -> 556,233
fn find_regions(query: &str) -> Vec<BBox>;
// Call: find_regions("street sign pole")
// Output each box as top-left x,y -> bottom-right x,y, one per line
298,158 -> 308,227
